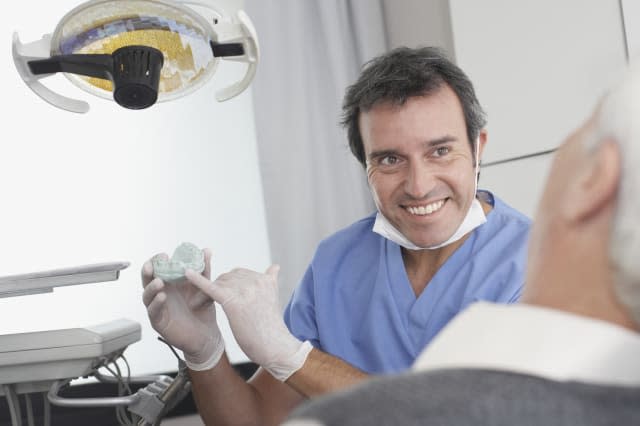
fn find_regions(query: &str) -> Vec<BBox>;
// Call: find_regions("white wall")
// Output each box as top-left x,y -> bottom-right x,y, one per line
449,0 -> 628,217
0,0 -> 267,375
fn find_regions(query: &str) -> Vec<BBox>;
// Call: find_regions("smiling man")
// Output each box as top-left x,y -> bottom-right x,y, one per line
142,47 -> 531,425
285,62 -> 640,426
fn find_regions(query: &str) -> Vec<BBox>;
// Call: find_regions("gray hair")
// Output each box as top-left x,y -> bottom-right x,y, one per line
587,67 -> 640,325
341,47 -> 487,168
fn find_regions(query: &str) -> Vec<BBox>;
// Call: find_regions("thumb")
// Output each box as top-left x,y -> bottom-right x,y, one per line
265,264 -> 280,281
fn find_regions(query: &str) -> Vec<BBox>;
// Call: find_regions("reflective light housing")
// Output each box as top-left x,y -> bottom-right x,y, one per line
12,0 -> 259,112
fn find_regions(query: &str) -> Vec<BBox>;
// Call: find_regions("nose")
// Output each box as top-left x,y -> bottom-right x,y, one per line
404,161 -> 435,199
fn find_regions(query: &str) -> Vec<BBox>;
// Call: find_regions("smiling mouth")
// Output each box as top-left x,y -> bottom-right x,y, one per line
404,199 -> 446,216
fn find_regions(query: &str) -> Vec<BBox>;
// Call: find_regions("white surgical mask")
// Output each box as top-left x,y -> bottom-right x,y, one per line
372,138 -> 486,250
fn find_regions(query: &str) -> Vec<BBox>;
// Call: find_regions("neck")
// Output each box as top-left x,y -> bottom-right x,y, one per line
401,234 -> 468,297
401,198 -> 493,297
523,229 -> 639,332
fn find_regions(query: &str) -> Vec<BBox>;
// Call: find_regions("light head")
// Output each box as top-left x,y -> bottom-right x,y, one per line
13,0 -> 260,112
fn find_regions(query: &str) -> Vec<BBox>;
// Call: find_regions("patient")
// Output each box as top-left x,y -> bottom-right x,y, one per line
284,67 -> 640,425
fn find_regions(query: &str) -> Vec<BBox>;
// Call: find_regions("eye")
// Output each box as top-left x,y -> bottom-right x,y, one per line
380,155 -> 400,166
433,146 -> 450,157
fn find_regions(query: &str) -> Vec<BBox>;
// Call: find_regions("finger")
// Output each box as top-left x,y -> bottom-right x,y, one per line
141,260 -> 154,288
141,253 -> 168,288
265,264 -> 280,280
142,278 -> 165,307
203,248 -> 213,280
185,268 -> 224,302
146,291 -> 167,323
188,289 -> 214,310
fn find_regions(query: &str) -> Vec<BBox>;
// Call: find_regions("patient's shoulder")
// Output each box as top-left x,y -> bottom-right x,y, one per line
287,369 -> 640,426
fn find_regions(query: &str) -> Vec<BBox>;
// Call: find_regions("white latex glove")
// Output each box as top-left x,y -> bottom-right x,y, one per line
141,248 -> 225,371
185,265 -> 313,381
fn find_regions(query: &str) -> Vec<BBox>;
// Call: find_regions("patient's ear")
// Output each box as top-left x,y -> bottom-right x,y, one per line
566,139 -> 620,223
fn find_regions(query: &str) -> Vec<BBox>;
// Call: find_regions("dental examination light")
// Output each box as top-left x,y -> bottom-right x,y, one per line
12,0 -> 259,112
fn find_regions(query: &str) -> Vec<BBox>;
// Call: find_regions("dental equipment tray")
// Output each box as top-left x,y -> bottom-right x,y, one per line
0,262 -> 129,298
0,319 -> 141,394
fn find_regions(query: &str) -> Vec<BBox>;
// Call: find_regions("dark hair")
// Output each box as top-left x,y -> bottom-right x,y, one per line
341,46 -> 487,167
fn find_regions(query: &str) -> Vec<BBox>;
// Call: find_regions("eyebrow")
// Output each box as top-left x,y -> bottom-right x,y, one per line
367,135 -> 459,160
424,135 -> 458,148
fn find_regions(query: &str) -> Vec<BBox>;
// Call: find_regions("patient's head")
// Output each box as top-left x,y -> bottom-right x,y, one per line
524,67 -> 640,328
603,68 -> 640,325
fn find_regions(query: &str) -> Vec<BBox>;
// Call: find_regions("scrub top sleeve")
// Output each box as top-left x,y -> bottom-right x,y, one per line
283,264 -> 321,348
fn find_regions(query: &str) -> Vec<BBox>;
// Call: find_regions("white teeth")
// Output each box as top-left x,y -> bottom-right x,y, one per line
406,200 -> 445,216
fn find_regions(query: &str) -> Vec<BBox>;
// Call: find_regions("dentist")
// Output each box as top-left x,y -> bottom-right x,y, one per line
142,46 -> 531,425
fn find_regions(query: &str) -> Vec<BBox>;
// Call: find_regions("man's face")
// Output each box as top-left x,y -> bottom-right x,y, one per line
361,85 -> 485,247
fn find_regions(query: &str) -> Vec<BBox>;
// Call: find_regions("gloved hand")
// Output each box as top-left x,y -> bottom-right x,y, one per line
141,248 -> 225,371
185,265 -> 313,381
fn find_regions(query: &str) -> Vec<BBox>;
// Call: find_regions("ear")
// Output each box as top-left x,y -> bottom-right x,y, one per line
566,139 -> 620,223
477,129 -> 488,162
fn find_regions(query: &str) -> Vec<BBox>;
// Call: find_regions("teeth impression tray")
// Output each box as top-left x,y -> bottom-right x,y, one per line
152,242 -> 204,283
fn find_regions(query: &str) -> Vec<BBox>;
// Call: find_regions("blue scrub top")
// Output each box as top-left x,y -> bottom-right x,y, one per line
284,191 -> 530,374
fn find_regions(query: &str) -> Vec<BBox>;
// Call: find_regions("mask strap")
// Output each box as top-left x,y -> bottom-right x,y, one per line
473,137 -> 480,196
